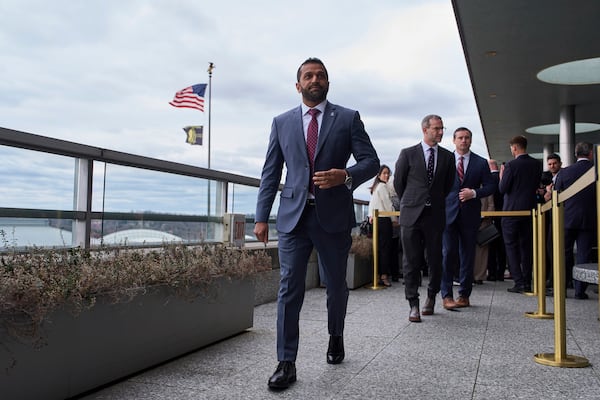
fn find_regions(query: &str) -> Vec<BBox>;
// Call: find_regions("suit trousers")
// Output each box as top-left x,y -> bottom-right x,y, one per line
276,205 -> 351,361
401,207 -> 444,307
376,217 -> 394,276
487,217 -> 506,279
441,217 -> 478,299
501,216 -> 533,289
564,228 -> 595,295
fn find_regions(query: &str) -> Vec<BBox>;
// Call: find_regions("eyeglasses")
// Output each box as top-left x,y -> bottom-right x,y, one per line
429,127 -> 446,131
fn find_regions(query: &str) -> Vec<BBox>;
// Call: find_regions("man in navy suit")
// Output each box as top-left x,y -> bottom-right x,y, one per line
499,135 -> 542,293
255,58 -> 379,390
441,127 -> 496,309
394,115 -> 455,322
554,142 -> 597,299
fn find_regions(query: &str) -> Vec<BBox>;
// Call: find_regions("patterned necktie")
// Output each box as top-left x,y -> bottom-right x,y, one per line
457,156 -> 464,184
307,109 -> 320,193
427,147 -> 435,185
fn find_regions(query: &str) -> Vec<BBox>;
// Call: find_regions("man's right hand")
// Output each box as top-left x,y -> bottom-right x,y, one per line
254,222 -> 269,244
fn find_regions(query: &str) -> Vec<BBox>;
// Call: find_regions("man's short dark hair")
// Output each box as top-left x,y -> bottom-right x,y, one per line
297,57 -> 328,82
547,153 -> 561,162
509,135 -> 528,149
453,127 -> 472,139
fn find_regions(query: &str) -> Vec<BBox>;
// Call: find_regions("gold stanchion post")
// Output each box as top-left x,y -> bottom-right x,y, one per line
370,209 -> 384,290
534,191 -> 589,367
524,207 -> 538,297
525,204 -> 553,319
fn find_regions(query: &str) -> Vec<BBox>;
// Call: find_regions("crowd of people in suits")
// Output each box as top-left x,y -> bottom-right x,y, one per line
254,57 -> 596,391
369,124 -> 596,322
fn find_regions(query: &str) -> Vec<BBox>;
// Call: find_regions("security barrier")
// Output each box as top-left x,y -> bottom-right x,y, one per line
371,148 -> 598,369
533,156 -> 597,368
370,208 -> 400,290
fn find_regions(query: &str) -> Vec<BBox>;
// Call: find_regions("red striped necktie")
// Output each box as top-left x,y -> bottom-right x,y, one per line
307,109 -> 320,193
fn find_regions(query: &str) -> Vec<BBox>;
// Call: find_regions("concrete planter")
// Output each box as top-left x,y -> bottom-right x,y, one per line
318,253 -> 373,290
346,253 -> 373,289
1,277 -> 254,400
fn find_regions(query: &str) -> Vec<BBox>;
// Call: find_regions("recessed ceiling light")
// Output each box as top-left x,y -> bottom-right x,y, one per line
537,57 -> 600,85
525,123 -> 600,135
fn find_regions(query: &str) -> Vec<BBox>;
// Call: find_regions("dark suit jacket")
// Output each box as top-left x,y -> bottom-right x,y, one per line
255,101 -> 379,233
445,151 -> 496,228
554,159 -> 596,230
499,154 -> 542,212
490,171 -> 503,212
394,143 -> 455,227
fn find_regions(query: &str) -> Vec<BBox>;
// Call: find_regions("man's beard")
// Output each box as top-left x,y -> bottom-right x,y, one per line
301,84 -> 328,103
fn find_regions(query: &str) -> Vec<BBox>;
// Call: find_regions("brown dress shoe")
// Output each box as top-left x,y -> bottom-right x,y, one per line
421,297 -> 435,315
455,296 -> 470,308
408,306 -> 421,322
442,297 -> 459,309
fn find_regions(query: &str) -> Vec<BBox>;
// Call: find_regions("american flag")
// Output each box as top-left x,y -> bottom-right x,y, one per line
169,83 -> 207,112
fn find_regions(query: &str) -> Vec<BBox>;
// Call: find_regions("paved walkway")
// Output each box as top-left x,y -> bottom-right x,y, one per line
79,279 -> 600,400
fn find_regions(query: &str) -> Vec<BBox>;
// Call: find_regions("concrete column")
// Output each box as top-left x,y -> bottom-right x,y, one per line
72,158 -> 93,248
542,143 -> 555,170
559,105 -> 575,167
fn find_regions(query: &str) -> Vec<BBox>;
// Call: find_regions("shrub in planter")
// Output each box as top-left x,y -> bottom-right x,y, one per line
0,242 -> 272,346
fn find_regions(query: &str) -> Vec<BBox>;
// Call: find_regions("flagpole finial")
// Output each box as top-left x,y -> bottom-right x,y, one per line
208,62 -> 215,75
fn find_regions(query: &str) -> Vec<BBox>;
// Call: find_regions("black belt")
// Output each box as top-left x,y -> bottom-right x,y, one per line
306,199 -> 316,206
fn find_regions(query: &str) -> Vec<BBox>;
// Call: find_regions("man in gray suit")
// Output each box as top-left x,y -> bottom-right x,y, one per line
394,115 -> 455,322
255,58 -> 379,390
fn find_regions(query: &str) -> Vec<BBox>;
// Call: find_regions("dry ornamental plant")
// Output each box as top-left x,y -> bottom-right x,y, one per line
0,242 -> 271,344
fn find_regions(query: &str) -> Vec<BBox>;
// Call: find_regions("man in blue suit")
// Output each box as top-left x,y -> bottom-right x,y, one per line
441,127 -> 496,309
254,58 -> 379,390
499,135 -> 542,293
554,142 -> 597,299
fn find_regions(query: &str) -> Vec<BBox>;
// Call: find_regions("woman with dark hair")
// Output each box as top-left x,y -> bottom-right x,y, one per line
368,165 -> 398,287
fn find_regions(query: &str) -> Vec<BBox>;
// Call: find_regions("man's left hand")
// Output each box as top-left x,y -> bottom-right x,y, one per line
313,169 -> 346,189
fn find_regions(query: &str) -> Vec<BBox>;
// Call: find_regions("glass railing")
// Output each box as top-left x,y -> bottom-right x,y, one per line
0,127 -> 368,249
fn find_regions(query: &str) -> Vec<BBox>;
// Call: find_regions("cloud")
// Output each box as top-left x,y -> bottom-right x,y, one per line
1,0 -> 486,210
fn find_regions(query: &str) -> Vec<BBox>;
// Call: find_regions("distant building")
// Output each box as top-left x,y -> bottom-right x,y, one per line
92,229 -> 183,246
0,219 -> 183,248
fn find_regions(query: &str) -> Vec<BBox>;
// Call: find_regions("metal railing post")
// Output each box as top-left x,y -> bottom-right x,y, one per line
525,203 -> 553,319
534,190 -> 589,367
370,209 -> 383,290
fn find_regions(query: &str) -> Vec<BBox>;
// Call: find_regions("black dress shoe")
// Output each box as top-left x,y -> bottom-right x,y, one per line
574,292 -> 589,300
507,286 -> 524,293
327,335 -> 345,364
409,305 -> 421,322
268,361 -> 296,390
421,297 -> 435,315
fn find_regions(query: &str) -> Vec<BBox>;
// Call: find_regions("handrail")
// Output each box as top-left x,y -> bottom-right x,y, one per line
0,126 -> 371,249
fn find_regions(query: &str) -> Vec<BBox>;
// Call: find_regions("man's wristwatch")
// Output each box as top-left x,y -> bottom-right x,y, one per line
344,170 -> 352,186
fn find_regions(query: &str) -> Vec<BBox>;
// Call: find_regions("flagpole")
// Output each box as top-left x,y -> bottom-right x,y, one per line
207,62 -> 214,169
207,62 -> 214,222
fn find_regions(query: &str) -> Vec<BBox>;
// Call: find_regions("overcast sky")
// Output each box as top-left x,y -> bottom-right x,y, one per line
1,0 -> 488,212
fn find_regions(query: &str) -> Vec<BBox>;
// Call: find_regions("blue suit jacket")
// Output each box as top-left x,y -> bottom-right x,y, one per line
499,154 -> 542,212
554,159 -> 596,230
445,151 -> 496,227
255,101 -> 379,233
